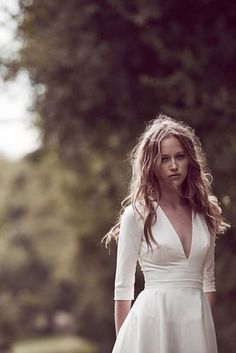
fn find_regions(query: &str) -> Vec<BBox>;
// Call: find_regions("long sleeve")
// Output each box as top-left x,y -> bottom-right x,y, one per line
203,232 -> 216,293
114,205 -> 142,300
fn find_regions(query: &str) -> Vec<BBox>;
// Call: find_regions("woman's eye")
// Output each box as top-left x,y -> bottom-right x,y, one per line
176,154 -> 185,159
161,157 -> 169,162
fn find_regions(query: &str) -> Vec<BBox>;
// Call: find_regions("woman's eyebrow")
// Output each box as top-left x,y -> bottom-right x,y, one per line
161,151 -> 184,156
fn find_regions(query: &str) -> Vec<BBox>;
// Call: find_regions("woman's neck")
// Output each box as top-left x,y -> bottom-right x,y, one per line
158,187 -> 185,208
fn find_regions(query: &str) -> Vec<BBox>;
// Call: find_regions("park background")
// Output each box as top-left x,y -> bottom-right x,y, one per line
0,1 -> 235,353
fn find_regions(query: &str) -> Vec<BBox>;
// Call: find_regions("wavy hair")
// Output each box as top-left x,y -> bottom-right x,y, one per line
103,114 -> 230,248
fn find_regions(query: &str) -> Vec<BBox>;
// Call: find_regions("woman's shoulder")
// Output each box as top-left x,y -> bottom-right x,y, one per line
122,202 -> 148,224
123,200 -> 149,215
122,203 -> 142,218
196,210 -> 216,238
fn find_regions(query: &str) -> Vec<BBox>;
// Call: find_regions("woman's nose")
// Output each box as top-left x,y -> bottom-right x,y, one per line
170,158 -> 178,169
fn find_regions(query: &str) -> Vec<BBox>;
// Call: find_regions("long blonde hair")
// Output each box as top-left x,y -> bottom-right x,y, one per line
103,114 -> 230,248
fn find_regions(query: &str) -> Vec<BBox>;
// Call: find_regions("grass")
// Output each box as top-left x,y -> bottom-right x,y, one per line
12,335 -> 98,353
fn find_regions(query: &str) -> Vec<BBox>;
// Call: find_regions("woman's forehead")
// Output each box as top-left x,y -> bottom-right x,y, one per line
160,135 -> 184,154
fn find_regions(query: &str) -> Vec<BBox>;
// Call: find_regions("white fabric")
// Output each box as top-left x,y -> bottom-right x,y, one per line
112,204 -> 218,353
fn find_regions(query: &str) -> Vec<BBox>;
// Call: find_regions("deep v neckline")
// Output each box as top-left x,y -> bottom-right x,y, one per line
158,205 -> 194,261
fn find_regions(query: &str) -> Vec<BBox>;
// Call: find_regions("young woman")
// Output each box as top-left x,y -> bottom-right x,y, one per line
103,114 -> 230,353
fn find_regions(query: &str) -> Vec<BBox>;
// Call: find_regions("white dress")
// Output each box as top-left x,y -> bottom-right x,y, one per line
112,203 -> 218,353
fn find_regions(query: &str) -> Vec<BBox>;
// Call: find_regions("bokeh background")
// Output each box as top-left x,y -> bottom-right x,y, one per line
0,1 -> 235,353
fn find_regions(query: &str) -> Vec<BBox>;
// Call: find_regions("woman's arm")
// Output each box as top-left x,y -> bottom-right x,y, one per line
113,206 -> 142,336
203,232 -> 216,292
203,230 -> 217,317
114,300 -> 132,335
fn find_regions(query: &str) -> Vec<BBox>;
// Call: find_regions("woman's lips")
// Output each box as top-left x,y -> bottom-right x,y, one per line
169,174 -> 181,178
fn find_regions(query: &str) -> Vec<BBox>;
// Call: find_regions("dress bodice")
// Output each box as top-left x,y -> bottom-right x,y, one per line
114,204 -> 216,300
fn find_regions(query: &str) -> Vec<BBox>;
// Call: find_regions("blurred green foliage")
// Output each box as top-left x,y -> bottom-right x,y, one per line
0,1 -> 235,353
13,335 -> 98,353
0,155 -> 80,345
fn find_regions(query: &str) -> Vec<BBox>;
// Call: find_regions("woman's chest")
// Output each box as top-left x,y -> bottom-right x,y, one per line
139,210 -> 210,266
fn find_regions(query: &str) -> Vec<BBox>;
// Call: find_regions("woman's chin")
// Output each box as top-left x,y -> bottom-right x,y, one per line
160,179 -> 183,190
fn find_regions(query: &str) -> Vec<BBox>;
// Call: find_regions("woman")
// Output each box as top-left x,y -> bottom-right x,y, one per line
103,114 -> 230,353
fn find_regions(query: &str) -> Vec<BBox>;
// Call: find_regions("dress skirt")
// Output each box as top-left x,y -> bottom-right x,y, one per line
112,284 -> 218,353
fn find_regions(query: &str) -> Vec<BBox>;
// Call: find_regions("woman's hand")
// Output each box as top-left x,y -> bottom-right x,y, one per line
205,292 -> 216,315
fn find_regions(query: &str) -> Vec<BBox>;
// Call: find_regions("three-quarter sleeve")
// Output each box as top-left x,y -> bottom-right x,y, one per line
114,205 -> 142,300
203,232 -> 216,292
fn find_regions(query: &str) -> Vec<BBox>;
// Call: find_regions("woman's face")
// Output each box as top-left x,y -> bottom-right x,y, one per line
156,135 -> 189,190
